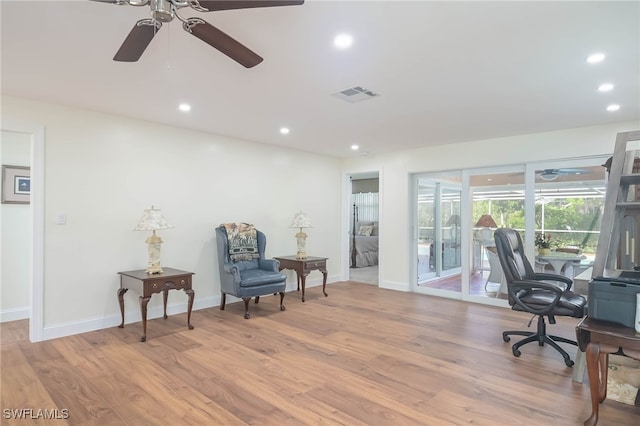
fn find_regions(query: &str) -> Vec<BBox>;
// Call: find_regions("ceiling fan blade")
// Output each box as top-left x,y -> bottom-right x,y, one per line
196,0 -> 303,12
114,19 -> 162,62
184,19 -> 263,68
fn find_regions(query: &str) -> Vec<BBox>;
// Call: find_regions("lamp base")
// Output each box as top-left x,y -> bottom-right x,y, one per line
480,228 -> 494,242
145,235 -> 164,274
146,265 -> 164,274
295,230 -> 308,259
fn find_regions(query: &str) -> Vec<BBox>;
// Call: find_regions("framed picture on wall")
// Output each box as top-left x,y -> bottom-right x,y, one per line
2,165 -> 30,204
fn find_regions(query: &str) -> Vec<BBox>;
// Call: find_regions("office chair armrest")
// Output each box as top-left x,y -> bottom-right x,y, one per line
511,278 -> 564,316
532,272 -> 573,291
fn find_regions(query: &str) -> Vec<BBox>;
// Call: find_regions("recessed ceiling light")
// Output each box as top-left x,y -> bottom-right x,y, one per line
334,33 -> 353,49
606,104 -> 620,112
586,53 -> 605,64
351,144 -> 359,151
178,103 -> 191,112
598,83 -> 614,92
280,127 -> 290,135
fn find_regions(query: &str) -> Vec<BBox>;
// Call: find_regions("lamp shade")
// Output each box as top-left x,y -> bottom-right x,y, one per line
475,214 -> 497,228
289,211 -> 311,228
134,206 -> 174,231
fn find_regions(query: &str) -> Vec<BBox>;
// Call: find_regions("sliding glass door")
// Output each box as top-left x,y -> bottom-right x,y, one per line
470,168 -> 525,300
412,156 -> 607,304
416,173 -> 462,293
533,161 -> 606,280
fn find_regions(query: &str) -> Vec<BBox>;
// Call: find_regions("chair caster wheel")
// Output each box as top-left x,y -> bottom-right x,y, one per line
512,348 -> 521,357
503,335 -> 511,342
280,305 -> 286,311
244,313 -> 250,319
565,359 -> 574,367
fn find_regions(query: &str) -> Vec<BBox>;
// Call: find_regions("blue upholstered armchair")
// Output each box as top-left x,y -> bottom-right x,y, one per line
215,224 -> 286,319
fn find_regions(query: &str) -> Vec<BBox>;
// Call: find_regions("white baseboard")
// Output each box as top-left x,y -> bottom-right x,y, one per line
0,306 -> 30,323
9,274 -> 343,341
41,295 -> 220,341
380,280 -> 410,292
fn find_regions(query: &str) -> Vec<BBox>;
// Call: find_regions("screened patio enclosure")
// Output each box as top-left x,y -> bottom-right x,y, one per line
413,159 -> 607,302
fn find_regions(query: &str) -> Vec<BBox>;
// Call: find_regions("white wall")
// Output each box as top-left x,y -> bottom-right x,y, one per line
342,121 -> 640,291
0,130 -> 31,321
1,95 -> 343,340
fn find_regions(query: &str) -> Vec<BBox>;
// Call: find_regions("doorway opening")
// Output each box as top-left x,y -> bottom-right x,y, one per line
348,172 -> 379,285
0,122 -> 45,343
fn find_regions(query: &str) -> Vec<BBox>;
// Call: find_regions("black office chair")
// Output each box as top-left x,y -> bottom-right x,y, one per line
494,228 -> 586,367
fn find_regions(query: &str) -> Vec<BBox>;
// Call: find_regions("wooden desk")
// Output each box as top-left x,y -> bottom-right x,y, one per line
275,256 -> 328,302
117,268 -> 195,342
575,317 -> 640,426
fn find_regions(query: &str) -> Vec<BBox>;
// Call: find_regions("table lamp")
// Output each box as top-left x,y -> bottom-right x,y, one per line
289,211 -> 312,259
446,214 -> 461,240
134,206 -> 174,274
475,214 -> 497,241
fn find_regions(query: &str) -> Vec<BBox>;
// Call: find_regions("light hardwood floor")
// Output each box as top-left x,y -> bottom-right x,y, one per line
2,282 -> 638,425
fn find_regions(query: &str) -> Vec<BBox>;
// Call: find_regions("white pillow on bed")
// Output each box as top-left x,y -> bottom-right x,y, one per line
358,225 -> 374,236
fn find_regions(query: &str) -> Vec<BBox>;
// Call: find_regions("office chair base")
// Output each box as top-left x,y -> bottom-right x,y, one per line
503,316 -> 578,367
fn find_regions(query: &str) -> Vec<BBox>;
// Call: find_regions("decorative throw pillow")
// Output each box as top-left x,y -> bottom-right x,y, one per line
358,224 -> 374,236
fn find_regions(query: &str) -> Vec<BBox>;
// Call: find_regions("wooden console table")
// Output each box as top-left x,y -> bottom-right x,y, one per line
575,317 -> 640,426
275,256 -> 328,302
117,268 -> 195,342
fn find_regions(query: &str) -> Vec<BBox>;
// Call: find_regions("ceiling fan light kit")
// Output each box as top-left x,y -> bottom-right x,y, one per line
150,0 -> 175,23
92,0 -> 304,67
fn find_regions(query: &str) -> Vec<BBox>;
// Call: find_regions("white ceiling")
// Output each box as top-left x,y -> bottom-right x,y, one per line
2,0 -> 639,158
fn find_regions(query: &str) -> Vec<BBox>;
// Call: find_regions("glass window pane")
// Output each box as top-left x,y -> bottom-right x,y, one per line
534,165 -> 605,277
471,171 -> 524,298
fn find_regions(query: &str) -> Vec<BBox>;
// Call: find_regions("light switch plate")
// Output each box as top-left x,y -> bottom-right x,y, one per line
56,213 -> 66,225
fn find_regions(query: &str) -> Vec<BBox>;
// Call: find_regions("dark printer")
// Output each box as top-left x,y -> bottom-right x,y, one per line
589,270 -> 640,328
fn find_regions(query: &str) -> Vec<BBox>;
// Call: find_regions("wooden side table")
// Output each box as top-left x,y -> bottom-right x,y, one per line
275,256 -> 328,302
117,268 -> 195,342
575,317 -> 640,426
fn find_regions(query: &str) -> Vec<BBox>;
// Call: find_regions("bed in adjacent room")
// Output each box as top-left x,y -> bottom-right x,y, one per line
350,221 -> 379,268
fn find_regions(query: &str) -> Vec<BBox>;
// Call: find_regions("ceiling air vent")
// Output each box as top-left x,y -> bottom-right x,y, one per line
332,86 -> 380,103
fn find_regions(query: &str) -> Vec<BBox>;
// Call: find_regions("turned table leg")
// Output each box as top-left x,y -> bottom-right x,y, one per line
117,288 -> 128,328
300,273 -> 309,302
139,296 -> 151,342
185,289 -> 195,330
584,342 -> 602,426
320,268 -> 328,297
163,289 -> 169,319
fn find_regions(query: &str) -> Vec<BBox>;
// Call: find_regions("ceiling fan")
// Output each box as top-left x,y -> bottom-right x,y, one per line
536,168 -> 589,181
91,0 -> 304,67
